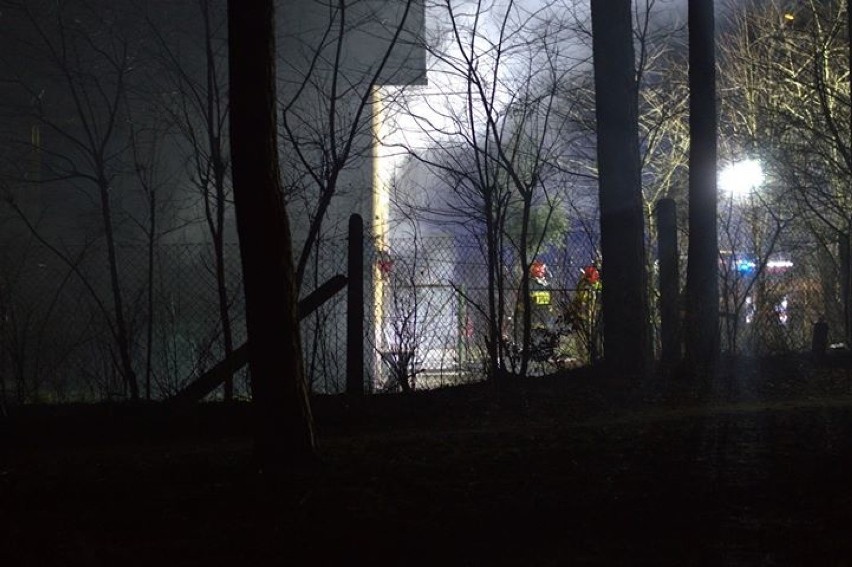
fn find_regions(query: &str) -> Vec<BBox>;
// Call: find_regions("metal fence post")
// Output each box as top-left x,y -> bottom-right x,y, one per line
347,214 -> 365,396
456,285 -> 466,369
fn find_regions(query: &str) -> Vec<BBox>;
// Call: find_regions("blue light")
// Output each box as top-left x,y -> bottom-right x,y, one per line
735,258 -> 757,274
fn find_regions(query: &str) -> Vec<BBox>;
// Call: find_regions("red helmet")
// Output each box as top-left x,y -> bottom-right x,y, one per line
583,265 -> 600,284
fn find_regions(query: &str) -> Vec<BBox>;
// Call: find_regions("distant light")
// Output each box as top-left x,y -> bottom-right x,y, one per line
783,13 -> 796,22
767,259 -> 793,271
735,258 -> 757,274
720,159 -> 764,201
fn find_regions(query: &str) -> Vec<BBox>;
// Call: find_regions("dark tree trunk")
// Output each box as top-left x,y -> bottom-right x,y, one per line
346,214 -> 364,396
656,198 -> 681,366
227,0 -> 316,468
144,190 -> 156,401
484,191 -> 503,378
590,0 -> 651,376
684,0 -> 720,369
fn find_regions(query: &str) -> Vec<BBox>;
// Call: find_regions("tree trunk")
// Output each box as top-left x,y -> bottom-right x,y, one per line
518,194 -> 533,377
227,0 -> 316,468
202,0 -> 235,403
846,0 -> 852,346
484,192 -> 501,377
684,0 -> 720,369
840,230 -> 852,345
145,191 -> 156,401
99,177 -> 139,401
656,198 -> 681,366
590,0 -> 651,376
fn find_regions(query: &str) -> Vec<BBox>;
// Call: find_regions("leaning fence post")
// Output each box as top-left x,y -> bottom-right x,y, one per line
656,198 -> 681,365
347,214 -> 365,396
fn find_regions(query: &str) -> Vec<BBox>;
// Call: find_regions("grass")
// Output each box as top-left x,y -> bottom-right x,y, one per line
4,354 -> 852,565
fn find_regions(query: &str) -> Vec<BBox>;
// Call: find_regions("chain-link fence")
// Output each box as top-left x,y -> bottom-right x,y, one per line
297,236 -> 352,394
0,239 -> 247,403
0,223 -> 605,402
372,229 -> 604,387
715,213 -> 840,356
0,210 -> 847,404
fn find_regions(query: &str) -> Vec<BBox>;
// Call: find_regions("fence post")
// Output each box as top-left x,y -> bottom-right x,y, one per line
656,198 -> 681,365
347,214 -> 365,396
812,317 -> 829,362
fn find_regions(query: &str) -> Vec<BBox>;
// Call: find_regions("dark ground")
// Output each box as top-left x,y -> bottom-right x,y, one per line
4,355 -> 852,566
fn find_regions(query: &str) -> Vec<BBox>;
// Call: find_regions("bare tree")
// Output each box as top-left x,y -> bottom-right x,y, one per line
124,107 -> 176,400
716,0 -> 850,345
380,229 -> 425,393
275,0 -> 425,394
279,0 -> 423,290
393,0 -> 584,378
0,0 -> 146,399
147,0 -> 237,400
0,235 -> 97,402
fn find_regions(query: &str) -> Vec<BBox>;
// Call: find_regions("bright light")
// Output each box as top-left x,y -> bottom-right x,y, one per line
719,159 -> 764,200
767,259 -> 794,271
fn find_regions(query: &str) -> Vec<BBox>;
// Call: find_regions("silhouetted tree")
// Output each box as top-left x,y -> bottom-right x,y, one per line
227,0 -> 315,467
590,0 -> 652,375
685,0 -> 719,368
